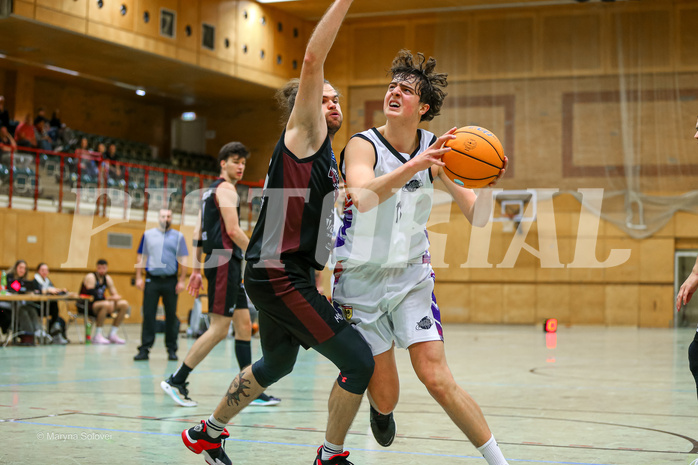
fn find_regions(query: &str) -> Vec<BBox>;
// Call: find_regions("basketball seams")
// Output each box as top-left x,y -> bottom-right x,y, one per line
443,165 -> 497,182
446,147 -> 503,170
452,130 -> 504,163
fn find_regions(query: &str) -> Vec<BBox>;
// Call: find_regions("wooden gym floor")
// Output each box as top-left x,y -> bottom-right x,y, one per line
1,324 -> 696,464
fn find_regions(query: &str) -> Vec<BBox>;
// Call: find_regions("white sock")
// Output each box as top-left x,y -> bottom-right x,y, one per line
321,440 -> 343,461
95,327 -> 103,337
109,327 -> 118,338
477,435 -> 509,465
205,415 -> 227,439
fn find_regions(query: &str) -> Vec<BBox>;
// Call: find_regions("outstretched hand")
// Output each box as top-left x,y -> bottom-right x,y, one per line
676,272 -> 698,312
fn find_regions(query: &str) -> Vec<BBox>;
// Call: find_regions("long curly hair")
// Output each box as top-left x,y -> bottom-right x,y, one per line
389,50 -> 448,122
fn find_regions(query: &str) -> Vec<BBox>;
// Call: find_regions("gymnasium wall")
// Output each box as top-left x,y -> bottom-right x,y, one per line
0,208 -> 197,324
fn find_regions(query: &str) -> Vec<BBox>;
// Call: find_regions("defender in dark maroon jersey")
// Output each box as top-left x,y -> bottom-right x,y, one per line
181,2 -> 374,465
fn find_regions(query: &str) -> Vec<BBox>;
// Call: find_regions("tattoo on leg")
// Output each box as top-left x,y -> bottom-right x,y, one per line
225,371 -> 252,407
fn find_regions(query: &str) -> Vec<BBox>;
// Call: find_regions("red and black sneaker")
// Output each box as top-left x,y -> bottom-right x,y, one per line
182,420 -> 232,465
312,446 -> 354,465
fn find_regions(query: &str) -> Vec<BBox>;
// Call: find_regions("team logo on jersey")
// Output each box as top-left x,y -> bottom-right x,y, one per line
332,301 -> 353,321
416,316 -> 433,330
403,179 -> 423,192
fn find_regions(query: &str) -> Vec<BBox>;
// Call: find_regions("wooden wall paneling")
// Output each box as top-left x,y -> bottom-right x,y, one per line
15,211 -> 44,268
198,0 -> 220,61
540,10 -> 602,76
569,284 -> 605,325
608,6 -> 673,73
14,69 -> 35,125
36,0 -> 61,10
602,238 -> 640,283
351,22 -> 407,83
677,4 -> 698,70
42,211 -> 74,268
502,284 -> 536,324
134,0 -> 174,39
62,0 -> 87,17
675,212 -> 698,238
639,238 -> 674,284
535,284 -> 570,325
473,12 -> 535,78
604,284 -> 639,326
35,4 -> 87,33
218,0 -> 238,64
272,9 -> 305,79
88,0 -> 136,32
176,0 -> 199,62
236,1 -> 272,74
434,282 -> 471,323
535,236 -> 571,283
639,285 -> 674,328
13,1 -> 36,19
412,17 -> 471,81
469,283 -> 503,324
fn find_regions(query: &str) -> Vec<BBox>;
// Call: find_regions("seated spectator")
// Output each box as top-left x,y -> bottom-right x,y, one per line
76,258 -> 129,344
33,116 -> 53,151
3,260 -> 41,344
0,125 -> 17,154
103,142 -> 122,179
76,137 -> 99,179
0,96 -> 10,133
49,109 -> 63,143
15,114 -> 36,148
32,263 -> 69,345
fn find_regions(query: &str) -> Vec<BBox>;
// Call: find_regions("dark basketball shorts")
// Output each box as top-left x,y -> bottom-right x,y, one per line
204,255 -> 247,317
244,259 -> 348,349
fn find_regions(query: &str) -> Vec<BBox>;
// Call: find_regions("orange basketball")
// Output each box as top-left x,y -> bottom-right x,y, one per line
443,126 -> 505,188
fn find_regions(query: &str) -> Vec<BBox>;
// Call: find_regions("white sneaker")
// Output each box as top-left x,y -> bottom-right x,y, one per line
160,377 -> 197,407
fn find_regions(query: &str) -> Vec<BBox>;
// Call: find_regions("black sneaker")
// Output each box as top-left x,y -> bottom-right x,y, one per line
168,350 -> 178,361
134,350 -> 149,361
369,405 -> 396,447
312,446 -> 354,465
161,375 -> 197,407
182,421 -> 231,465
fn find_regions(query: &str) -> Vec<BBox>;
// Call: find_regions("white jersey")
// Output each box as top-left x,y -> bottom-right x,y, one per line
334,127 -> 436,267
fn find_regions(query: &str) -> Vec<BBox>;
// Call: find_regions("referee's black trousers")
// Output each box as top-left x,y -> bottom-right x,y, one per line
138,275 -> 179,352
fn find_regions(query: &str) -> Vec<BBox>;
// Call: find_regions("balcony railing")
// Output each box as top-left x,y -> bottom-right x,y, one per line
0,144 -> 264,229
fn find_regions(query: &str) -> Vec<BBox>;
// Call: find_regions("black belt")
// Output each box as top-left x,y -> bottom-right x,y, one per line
146,273 -> 177,280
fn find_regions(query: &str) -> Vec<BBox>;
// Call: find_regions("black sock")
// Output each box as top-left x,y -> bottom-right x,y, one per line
171,362 -> 193,385
235,340 -> 251,370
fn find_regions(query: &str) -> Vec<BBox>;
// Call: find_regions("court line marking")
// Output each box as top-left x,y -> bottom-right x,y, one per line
3,419 -> 621,465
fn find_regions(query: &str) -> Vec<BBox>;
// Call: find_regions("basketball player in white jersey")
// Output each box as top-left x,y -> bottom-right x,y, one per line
333,49 -> 510,465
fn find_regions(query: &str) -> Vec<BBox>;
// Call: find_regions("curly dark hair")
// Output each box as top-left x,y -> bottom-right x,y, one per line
389,49 -> 448,122
274,78 -> 340,125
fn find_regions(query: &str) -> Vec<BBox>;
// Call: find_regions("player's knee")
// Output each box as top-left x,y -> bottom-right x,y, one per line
251,357 -> 295,388
336,341 -> 374,395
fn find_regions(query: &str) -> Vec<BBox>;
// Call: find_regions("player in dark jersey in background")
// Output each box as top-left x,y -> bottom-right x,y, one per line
162,142 -> 279,407
78,259 -> 129,344
181,1 -> 375,465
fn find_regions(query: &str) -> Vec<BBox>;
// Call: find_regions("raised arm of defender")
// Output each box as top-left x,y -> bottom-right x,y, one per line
285,0 -> 352,159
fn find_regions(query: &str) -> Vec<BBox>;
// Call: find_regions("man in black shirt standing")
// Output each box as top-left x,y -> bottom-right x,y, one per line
181,1 -> 374,465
